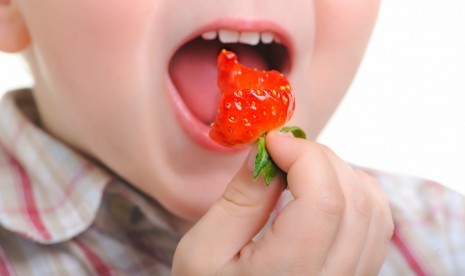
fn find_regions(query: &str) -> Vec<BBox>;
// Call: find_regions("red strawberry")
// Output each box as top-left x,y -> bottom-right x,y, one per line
209,50 -> 305,186
209,49 -> 295,147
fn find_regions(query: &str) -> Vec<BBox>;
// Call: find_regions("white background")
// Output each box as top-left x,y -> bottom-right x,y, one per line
1,1 -> 464,194
318,0 -> 465,195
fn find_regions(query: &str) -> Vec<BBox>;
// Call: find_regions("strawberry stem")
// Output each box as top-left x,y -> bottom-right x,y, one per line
253,126 -> 307,189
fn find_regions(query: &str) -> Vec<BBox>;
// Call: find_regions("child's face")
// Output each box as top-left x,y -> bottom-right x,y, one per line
15,0 -> 379,222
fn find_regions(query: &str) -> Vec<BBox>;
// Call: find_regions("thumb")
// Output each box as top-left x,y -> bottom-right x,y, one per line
174,147 -> 282,268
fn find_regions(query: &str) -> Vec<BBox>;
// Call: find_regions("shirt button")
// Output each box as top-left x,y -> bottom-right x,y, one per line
108,194 -> 143,226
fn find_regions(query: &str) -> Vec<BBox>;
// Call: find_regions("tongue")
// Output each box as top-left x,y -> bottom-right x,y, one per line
169,39 -> 268,124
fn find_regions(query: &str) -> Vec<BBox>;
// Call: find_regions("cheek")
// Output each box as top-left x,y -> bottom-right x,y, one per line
305,0 -> 380,137
22,0 -> 159,97
314,0 -> 380,50
20,0 -> 169,145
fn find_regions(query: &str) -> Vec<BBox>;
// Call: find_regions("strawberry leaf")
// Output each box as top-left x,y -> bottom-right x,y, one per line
252,138 -> 284,186
253,136 -> 269,180
280,126 -> 307,139
253,127 -> 308,188
261,159 -> 277,186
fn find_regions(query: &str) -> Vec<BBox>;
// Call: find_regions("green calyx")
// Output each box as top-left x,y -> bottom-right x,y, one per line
253,126 -> 307,189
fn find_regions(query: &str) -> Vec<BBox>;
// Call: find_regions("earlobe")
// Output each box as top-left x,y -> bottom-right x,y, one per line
0,0 -> 30,52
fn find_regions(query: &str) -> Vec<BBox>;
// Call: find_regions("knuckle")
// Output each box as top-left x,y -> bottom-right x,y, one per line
355,169 -> 391,220
386,221 -> 395,242
362,175 -> 394,242
371,199 -> 394,242
354,169 -> 378,186
299,140 -> 328,157
381,202 -> 395,242
377,187 -> 391,210
220,184 -> 260,217
286,262 -> 313,276
350,189 -> 373,220
318,143 -> 337,157
306,141 -> 334,158
222,183 -> 254,207
316,192 -> 345,217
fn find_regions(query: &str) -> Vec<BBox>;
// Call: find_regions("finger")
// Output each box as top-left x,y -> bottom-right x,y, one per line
173,146 -> 282,273
318,152 -> 375,275
354,170 -> 394,275
245,132 -> 345,273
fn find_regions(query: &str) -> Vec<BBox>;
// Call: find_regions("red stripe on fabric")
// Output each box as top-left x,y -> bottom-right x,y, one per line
0,247 -> 13,276
11,119 -> 26,150
18,162 -> 52,241
391,226 -> 428,276
0,142 -> 51,241
0,257 -> 11,276
0,161 -> 94,214
74,239 -> 114,276
40,162 -> 92,213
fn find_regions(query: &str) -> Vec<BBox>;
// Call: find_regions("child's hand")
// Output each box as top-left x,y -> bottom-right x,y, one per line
173,131 -> 394,275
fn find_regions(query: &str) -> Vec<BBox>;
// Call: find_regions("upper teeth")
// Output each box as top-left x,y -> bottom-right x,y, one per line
201,30 -> 278,45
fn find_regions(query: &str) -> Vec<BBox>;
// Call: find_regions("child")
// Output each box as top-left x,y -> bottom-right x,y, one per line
0,0 -> 463,275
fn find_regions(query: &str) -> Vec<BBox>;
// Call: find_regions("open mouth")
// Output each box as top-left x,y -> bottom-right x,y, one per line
168,28 -> 291,126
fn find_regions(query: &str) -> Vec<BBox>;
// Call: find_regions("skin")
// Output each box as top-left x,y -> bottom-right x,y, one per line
0,0 -> 393,274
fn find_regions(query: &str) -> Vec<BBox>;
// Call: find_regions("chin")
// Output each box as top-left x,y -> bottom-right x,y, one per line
155,178 -> 228,222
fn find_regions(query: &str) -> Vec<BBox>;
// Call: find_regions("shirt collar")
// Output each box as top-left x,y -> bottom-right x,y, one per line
0,89 -> 111,244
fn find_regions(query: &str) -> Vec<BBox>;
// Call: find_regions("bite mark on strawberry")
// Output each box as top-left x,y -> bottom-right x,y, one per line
209,49 -> 306,187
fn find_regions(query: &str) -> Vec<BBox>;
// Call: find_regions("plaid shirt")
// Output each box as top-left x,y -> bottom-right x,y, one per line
0,89 -> 464,275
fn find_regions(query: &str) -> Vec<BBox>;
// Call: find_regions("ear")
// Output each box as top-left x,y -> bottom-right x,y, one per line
0,0 -> 30,52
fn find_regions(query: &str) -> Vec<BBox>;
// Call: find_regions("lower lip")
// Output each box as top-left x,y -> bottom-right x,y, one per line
165,74 -> 246,153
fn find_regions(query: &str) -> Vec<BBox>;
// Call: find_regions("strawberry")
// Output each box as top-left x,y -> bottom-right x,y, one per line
209,50 -> 306,186
210,49 -> 295,146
